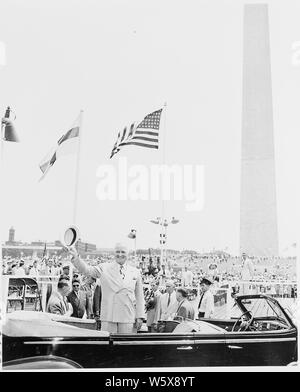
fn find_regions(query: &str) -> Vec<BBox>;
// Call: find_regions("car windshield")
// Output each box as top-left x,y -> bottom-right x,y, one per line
240,297 -> 290,326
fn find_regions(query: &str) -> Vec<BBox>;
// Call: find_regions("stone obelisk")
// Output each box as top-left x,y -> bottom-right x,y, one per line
240,4 -> 279,256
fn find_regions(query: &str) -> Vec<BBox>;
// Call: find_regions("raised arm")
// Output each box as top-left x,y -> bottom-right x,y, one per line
68,247 -> 102,279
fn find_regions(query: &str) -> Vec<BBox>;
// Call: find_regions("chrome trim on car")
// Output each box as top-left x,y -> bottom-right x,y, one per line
113,340 -> 194,345
24,341 -> 109,345
225,338 -> 296,344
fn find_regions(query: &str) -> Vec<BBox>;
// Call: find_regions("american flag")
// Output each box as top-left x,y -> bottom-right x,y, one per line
110,108 -> 163,158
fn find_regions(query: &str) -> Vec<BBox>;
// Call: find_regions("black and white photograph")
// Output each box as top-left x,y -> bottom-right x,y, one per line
0,0 -> 299,374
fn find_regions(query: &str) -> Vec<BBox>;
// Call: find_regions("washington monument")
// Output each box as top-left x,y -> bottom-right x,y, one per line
240,4 -> 279,256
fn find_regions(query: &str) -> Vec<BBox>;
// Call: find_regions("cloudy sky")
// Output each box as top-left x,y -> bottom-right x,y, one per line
0,0 -> 299,254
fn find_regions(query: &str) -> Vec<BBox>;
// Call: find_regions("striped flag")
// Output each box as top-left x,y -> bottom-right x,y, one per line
39,113 -> 81,180
110,108 -> 163,158
1,106 -> 19,142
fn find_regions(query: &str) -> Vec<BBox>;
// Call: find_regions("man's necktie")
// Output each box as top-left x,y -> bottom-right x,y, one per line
167,293 -> 171,306
120,265 -> 125,279
198,293 -> 204,309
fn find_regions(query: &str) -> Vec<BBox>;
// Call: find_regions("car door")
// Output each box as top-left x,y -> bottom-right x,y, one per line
110,330 -> 227,368
110,332 -> 197,368
224,328 -> 297,366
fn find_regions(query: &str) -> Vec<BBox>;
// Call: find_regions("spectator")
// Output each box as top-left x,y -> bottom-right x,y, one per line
181,266 -> 193,287
174,288 -> 195,321
153,280 -> 177,327
46,280 -> 72,316
67,279 -> 91,318
198,277 -> 214,319
146,281 -> 162,332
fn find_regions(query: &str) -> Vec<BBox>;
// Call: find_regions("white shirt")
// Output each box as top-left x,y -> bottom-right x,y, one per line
198,289 -> 214,318
14,267 -> 26,276
182,270 -> 193,286
154,291 -> 178,322
29,267 -> 39,277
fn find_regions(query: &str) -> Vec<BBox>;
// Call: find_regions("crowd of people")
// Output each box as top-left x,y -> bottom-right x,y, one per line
3,246 -> 297,334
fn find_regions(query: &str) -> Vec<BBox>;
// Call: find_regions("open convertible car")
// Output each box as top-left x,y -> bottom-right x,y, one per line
2,278 -> 298,368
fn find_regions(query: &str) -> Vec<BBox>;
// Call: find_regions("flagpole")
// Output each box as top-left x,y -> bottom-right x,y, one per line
73,110 -> 83,226
161,102 -> 167,265
0,121 -> 3,264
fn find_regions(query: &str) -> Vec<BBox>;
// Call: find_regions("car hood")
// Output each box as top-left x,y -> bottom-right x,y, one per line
3,311 -> 109,338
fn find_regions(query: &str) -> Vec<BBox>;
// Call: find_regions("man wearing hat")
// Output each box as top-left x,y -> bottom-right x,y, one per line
68,243 -> 145,333
198,277 -> 214,319
61,263 -> 71,280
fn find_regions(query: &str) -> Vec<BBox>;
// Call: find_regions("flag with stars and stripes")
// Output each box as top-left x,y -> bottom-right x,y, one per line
110,108 -> 163,159
39,113 -> 81,181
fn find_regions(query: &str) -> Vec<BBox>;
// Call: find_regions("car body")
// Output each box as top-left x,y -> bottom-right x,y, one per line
2,277 -> 298,368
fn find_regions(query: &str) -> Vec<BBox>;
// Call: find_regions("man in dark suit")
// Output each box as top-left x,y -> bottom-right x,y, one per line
174,288 -> 195,321
67,279 -> 91,319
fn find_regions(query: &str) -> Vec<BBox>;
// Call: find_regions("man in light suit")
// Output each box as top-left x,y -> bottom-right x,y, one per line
174,288 -> 195,321
153,280 -> 178,327
40,259 -> 59,277
67,279 -> 91,318
46,280 -> 72,316
68,243 -> 145,333
181,266 -> 193,287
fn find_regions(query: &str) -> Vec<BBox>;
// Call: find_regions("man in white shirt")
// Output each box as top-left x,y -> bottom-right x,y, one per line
14,261 -> 26,276
198,277 -> 214,319
29,260 -> 40,277
40,259 -> 59,277
181,266 -> 193,287
153,280 -> 178,326
241,253 -> 254,295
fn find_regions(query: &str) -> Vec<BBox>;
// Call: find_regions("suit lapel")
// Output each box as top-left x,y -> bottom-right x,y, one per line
106,262 -> 124,289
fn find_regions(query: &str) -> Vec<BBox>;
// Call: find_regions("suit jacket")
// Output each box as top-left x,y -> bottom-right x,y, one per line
175,299 -> 195,320
67,290 -> 90,318
46,291 -> 67,315
93,284 -> 102,317
71,257 -> 145,323
154,291 -> 178,323
146,290 -> 162,327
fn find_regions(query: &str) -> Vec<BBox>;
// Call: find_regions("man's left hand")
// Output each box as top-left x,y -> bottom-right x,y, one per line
135,318 -> 143,331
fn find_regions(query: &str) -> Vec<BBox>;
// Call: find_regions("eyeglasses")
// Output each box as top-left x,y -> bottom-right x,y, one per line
73,284 -> 80,287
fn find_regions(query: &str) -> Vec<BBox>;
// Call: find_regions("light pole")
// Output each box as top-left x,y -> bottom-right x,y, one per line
128,229 -> 137,262
150,217 -> 179,269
